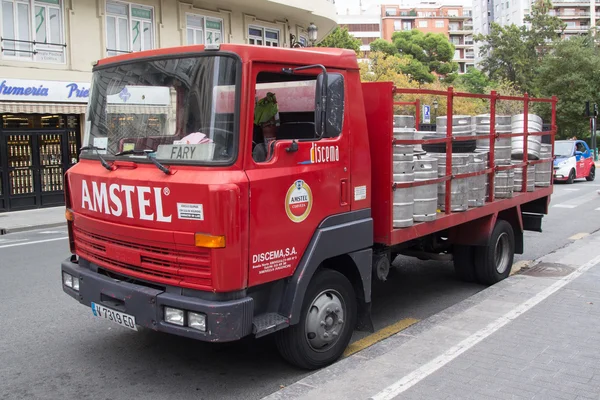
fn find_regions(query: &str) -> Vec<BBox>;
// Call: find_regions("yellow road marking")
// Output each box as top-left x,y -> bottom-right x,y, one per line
343,318 -> 419,358
510,260 -> 531,276
569,232 -> 589,241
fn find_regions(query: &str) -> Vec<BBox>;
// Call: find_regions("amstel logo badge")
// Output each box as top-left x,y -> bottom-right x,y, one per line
285,179 -> 313,223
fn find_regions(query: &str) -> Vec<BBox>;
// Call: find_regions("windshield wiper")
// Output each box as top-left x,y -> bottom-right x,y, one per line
114,149 -> 172,175
80,146 -> 114,171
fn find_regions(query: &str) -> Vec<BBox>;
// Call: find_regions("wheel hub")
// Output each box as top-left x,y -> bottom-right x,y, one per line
495,232 -> 510,274
305,290 -> 345,352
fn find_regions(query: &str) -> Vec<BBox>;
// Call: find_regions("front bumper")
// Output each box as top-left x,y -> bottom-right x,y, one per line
61,258 -> 254,342
553,166 -> 571,181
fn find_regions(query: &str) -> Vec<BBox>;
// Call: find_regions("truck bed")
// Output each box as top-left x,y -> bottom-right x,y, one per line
361,82 -> 555,246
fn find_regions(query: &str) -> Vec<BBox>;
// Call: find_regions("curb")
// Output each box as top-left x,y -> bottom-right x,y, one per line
0,221 -> 66,235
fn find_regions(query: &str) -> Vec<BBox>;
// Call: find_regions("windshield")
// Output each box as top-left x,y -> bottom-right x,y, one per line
554,141 -> 574,157
83,55 -> 238,165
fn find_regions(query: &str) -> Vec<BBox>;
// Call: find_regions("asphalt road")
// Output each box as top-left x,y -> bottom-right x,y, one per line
0,180 -> 597,400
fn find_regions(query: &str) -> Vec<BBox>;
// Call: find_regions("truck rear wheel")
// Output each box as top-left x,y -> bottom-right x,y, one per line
474,220 -> 515,285
453,245 -> 477,282
275,269 -> 356,370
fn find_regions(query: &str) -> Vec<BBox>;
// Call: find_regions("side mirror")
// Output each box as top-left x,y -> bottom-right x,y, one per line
315,73 -> 345,138
575,151 -> 583,156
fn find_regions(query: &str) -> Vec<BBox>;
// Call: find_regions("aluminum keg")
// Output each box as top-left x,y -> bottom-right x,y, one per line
436,115 -> 474,137
393,159 -> 414,228
394,115 -> 415,129
513,160 -> 536,192
475,151 -> 490,202
494,165 -> 515,199
413,157 -> 438,222
511,114 -> 543,160
468,153 -> 486,207
535,143 -> 553,187
474,114 -> 512,165
393,126 -> 415,161
414,130 -> 427,156
433,153 -> 469,212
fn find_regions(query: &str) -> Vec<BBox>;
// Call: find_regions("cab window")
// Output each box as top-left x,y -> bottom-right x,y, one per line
252,71 -> 330,163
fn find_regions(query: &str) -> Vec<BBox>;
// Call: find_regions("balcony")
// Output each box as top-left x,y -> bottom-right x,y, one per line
448,28 -> 472,34
266,0 -> 337,39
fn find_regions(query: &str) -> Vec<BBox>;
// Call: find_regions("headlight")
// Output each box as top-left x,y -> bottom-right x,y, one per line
72,277 -> 80,291
164,307 -> 185,326
62,272 -> 73,288
188,312 -> 206,332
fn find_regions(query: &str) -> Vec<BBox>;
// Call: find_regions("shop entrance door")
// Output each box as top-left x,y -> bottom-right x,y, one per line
0,115 -> 80,212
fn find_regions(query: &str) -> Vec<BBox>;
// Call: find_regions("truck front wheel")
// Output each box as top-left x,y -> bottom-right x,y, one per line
275,269 -> 357,370
474,220 -> 515,285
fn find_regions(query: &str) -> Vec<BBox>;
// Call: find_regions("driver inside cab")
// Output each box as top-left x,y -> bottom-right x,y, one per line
253,92 -> 279,163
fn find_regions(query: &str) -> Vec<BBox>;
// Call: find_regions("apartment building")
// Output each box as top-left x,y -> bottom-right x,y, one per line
381,3 -> 475,73
550,0 -> 597,38
0,0 -> 337,212
337,2 -> 382,60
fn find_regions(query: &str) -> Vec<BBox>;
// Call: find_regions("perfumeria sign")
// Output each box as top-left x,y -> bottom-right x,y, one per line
0,78 -> 171,105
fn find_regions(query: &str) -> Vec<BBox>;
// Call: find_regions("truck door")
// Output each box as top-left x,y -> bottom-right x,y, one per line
244,64 -> 350,287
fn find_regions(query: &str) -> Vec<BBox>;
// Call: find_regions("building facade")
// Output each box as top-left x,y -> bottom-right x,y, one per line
549,0 -> 597,38
0,0 -> 337,212
381,3 -> 474,73
337,2 -> 382,60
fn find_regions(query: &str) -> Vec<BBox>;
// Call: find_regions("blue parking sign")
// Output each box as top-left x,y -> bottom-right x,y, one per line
423,105 -> 431,123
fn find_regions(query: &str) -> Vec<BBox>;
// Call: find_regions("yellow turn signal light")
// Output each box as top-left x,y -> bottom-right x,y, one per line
65,208 -> 74,222
194,233 -> 225,248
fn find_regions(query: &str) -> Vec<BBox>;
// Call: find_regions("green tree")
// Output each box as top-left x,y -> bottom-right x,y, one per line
317,27 -> 361,53
369,39 -> 398,56
391,30 -> 458,80
456,67 -> 494,94
474,4 -> 565,93
536,36 -> 600,139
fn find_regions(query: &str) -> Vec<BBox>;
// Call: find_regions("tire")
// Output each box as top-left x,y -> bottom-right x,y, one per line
453,245 -> 477,283
586,166 -> 595,182
275,269 -> 357,370
474,220 -> 515,285
566,169 -> 576,184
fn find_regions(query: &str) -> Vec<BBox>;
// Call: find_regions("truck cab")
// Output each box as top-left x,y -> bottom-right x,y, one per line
61,44 -> 373,369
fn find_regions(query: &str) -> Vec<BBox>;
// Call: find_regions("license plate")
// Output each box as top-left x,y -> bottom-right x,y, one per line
91,302 -> 137,331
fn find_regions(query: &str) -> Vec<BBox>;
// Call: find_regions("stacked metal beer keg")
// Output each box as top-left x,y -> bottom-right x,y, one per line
392,115 -> 415,227
535,144 -> 553,187
413,157 -> 438,222
511,113 -> 543,160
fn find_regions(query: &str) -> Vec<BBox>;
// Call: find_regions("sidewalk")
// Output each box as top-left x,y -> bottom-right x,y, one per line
264,230 -> 600,400
0,206 -> 65,234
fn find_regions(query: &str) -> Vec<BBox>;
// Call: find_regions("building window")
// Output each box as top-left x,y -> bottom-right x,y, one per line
435,20 -> 444,28
1,0 -> 66,63
448,9 -> 459,17
394,20 -> 401,31
385,7 -> 397,16
186,13 -> 223,45
248,26 -> 279,47
403,21 -> 412,30
106,1 -> 154,56
418,20 -> 428,28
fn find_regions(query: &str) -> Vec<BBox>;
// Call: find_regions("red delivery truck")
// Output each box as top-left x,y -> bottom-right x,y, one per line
60,44 -> 556,370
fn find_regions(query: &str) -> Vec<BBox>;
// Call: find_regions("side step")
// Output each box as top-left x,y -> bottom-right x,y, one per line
252,313 -> 290,338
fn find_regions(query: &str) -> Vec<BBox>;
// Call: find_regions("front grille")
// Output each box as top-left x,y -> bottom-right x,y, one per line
74,226 -> 212,290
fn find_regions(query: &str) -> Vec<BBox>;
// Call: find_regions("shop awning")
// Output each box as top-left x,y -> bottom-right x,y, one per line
0,101 -> 88,114
106,105 -> 174,115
